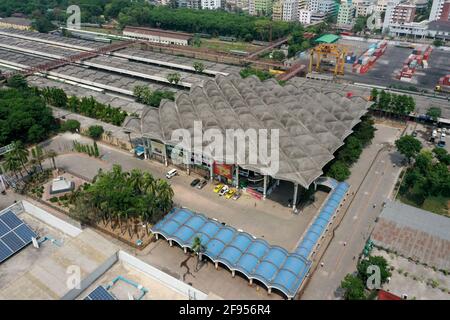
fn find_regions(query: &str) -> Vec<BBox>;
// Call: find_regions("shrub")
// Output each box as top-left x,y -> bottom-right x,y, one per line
49,197 -> 58,203
60,119 -> 80,133
88,125 -> 104,140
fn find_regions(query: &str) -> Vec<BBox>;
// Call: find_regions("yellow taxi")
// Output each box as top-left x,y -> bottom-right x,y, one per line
225,189 -> 236,199
213,183 -> 224,193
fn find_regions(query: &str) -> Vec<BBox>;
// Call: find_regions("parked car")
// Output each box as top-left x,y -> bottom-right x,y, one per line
196,179 -> 207,189
432,130 -> 437,137
213,183 -> 224,193
437,140 -> 446,148
218,185 -> 229,196
190,178 -> 200,187
442,133 -> 446,139
165,169 -> 177,179
232,192 -> 241,200
411,131 -> 417,137
225,189 -> 236,199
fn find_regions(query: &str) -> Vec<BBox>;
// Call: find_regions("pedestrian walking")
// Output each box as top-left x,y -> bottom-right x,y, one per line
320,262 -> 324,267
343,241 -> 347,246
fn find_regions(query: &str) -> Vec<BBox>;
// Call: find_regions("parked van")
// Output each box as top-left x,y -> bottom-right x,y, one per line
166,169 -> 177,179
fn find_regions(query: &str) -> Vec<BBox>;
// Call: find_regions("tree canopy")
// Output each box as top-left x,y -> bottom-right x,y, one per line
0,87 -> 56,145
69,165 -> 174,231
395,135 -> 422,163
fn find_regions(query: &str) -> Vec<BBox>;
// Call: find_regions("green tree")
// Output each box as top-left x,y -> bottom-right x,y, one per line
271,50 -> 285,61
433,147 -> 450,165
395,135 -> 422,163
433,39 -> 444,47
31,145 -> 44,171
426,107 -> 441,121
46,149 -> 58,170
357,255 -> 392,284
341,274 -> 366,300
6,74 -> 27,89
10,141 -> 29,175
3,152 -> 21,178
192,235 -> 206,271
327,161 -> 351,181
88,125 -> 104,140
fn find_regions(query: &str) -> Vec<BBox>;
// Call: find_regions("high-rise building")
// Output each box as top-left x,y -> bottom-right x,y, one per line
337,0 -> 356,25
354,0 -> 376,16
298,9 -> 313,23
201,0 -> 222,9
390,2 -> 416,23
249,0 -> 274,15
273,0 -> 284,20
308,0 -> 339,16
430,0 -> 450,20
283,0 -> 299,20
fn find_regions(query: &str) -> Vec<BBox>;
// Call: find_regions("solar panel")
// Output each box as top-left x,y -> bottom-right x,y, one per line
15,224 -> 37,243
0,211 -> 22,229
84,286 -> 115,300
0,221 -> 9,237
0,210 -> 38,263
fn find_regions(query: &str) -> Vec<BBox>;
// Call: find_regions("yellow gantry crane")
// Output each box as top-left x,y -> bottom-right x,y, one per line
308,43 -> 348,76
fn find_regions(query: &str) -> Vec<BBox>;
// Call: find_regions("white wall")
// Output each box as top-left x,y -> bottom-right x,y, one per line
21,200 -> 82,237
118,251 -> 209,300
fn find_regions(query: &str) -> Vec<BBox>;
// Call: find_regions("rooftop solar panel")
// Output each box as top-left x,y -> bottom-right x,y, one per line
84,286 -> 115,300
0,210 -> 38,263
0,211 -> 22,229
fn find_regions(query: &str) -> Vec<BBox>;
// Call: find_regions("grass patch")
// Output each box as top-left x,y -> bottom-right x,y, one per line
398,194 -> 448,216
200,38 -> 259,53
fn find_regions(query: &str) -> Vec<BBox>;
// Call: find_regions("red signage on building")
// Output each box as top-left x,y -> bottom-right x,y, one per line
213,162 -> 233,180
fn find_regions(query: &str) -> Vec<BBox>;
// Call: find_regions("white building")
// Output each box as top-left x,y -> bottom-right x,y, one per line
201,0 -> 222,9
354,0 -> 376,16
381,0 -> 402,32
283,0 -> 299,21
308,0 -> 339,15
337,0 -> 356,26
298,9 -> 313,23
429,0 -> 447,21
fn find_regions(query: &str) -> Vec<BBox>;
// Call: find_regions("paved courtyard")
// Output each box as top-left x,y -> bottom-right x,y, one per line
373,248 -> 449,300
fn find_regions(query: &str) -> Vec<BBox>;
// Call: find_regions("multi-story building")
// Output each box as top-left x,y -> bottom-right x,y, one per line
249,0 -> 273,15
178,0 -> 202,8
387,19 -> 429,36
354,0 -> 376,16
391,2 -> 416,23
298,0 -> 308,9
298,9 -> 313,23
273,0 -> 284,20
430,0 -> 450,21
375,0 -> 392,11
311,11 -> 329,22
201,0 -> 222,9
308,0 -> 339,16
283,0 -> 299,20
337,0 -> 356,26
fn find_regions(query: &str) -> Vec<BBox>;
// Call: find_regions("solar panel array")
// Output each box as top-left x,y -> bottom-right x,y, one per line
0,210 -> 37,263
84,286 -> 116,300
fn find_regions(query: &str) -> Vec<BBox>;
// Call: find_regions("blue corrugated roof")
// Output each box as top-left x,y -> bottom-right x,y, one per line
295,181 -> 349,259
151,209 -> 311,299
151,179 -> 349,299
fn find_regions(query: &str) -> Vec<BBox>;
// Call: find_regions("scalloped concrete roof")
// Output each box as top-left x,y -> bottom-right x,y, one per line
124,74 -> 371,188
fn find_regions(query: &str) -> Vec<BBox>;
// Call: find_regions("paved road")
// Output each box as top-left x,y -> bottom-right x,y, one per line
302,125 -> 404,300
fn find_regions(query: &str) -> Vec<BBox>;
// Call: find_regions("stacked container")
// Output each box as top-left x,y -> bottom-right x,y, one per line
353,40 -> 388,74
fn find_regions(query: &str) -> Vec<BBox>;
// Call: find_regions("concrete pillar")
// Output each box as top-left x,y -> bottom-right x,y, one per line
249,278 -> 253,285
184,247 -> 187,254
268,287 -> 272,294
232,270 -> 235,278
235,166 -> 239,188
215,262 -> 218,270
155,234 -> 159,240
292,183 -> 298,211
263,175 -> 268,199
209,160 -> 214,182
169,240 -> 173,247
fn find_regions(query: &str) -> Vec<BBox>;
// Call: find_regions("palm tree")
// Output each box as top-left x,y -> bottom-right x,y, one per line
31,146 -> 44,171
46,149 -> 58,170
192,235 -> 205,271
4,153 -> 21,178
10,141 -> 29,175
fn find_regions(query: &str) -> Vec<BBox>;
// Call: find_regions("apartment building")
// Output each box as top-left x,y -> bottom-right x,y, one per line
283,0 -> 299,20
249,0 -> 274,15
298,9 -> 313,23
430,0 -> 450,21
337,0 -> 356,26
201,0 -> 222,9
273,0 -> 284,20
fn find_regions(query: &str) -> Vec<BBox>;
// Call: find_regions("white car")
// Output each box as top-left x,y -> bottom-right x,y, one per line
443,128 -> 447,134
218,185 -> 229,196
437,128 -> 442,133
432,130 -> 437,137
441,133 -> 446,139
